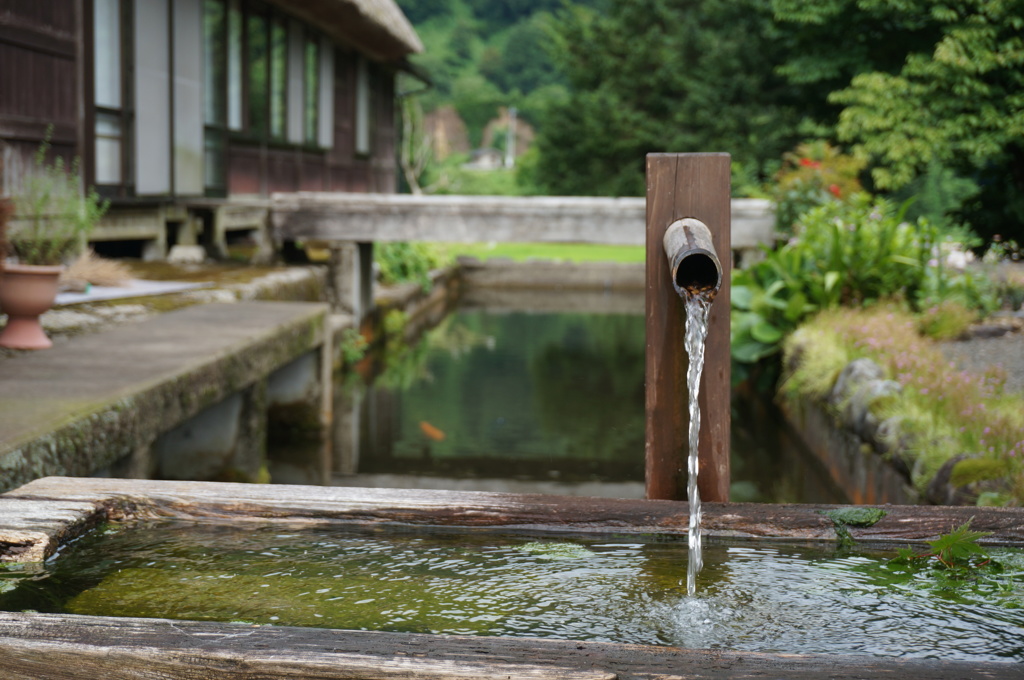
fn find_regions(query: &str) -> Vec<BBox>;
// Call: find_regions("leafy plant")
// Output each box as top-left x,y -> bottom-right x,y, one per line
375,241 -> 446,291
338,327 -> 368,366
893,521 -> 993,571
772,140 -> 866,234
894,160 -> 980,233
732,194 -> 932,366
10,134 -> 108,266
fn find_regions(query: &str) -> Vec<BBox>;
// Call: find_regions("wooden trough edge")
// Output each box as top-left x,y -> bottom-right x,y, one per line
0,611 -> 1019,680
4,477 -> 1024,565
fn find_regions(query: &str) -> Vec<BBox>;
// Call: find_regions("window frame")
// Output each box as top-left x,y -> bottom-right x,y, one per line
90,0 -> 134,198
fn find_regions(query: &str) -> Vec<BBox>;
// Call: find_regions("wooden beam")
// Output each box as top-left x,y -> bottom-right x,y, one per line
645,154 -> 731,502
5,478 -> 1024,566
0,612 -> 1019,680
271,193 -> 776,249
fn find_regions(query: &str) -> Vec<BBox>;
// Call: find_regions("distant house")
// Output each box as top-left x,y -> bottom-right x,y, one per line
0,0 -> 423,259
462,148 -> 503,171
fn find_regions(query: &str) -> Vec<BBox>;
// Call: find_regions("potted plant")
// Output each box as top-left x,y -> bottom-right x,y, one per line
0,136 -> 107,349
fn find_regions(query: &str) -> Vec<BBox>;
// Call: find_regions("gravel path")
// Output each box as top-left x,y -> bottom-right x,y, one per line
940,327 -> 1024,395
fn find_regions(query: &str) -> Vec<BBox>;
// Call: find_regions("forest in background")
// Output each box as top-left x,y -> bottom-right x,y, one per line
395,0 -> 1023,244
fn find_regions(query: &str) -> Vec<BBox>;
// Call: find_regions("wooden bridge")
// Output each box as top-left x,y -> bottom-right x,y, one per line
272,193 -> 773,249
270,193 -> 775,316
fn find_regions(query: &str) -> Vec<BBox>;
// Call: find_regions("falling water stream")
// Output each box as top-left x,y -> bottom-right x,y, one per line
683,292 -> 712,596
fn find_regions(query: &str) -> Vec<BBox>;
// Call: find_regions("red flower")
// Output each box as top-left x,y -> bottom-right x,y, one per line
828,183 -> 842,198
799,158 -> 821,169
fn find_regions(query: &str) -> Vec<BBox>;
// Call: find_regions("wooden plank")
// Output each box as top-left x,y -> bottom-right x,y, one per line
5,478 -> 1024,566
271,193 -> 776,249
645,154 -> 731,501
0,612 -> 1018,680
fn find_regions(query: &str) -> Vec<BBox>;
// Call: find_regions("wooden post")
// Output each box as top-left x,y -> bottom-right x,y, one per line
645,153 -> 731,502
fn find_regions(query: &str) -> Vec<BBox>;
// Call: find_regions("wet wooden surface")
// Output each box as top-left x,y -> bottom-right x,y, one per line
645,154 -> 732,503
5,478 -> 1024,564
0,612 -> 1019,680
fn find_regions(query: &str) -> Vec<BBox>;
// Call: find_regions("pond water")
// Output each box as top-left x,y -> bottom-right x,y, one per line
270,304 -> 845,503
3,521 -> 1022,661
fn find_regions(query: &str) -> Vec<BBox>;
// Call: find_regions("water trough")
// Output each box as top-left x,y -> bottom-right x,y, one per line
2,477 -> 1024,678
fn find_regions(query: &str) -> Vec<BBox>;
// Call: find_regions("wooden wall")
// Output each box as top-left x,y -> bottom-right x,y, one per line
0,0 -> 81,195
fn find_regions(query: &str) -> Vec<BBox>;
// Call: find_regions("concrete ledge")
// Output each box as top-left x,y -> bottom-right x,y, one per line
0,302 -> 329,492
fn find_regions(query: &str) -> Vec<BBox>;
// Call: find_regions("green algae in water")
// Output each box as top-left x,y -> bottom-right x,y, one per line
3,521 -> 1024,662
517,542 -> 597,560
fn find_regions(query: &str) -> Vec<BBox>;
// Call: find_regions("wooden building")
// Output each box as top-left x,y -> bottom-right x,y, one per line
0,0 -> 423,259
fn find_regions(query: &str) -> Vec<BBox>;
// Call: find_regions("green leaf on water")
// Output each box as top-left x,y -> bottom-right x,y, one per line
927,521 -> 992,569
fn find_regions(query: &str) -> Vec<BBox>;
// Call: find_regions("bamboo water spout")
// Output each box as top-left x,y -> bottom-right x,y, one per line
663,218 -> 723,301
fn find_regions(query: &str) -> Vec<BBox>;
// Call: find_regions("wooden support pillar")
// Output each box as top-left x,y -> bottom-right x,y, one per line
645,153 -> 731,502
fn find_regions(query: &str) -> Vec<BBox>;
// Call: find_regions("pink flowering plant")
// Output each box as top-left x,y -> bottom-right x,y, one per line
782,306 -> 1024,506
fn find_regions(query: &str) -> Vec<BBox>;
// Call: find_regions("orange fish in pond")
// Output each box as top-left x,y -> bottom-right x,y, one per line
419,421 -> 446,442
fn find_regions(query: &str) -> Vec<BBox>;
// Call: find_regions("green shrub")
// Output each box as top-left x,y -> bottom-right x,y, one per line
772,140 -> 866,235
732,194 -> 933,365
916,301 -> 975,341
375,242 -> 446,290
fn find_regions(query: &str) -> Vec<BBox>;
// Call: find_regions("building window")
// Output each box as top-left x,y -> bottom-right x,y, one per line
270,16 -> 287,140
246,9 -> 268,136
203,0 -> 226,126
214,2 -> 334,153
227,0 -> 243,131
203,0 -> 227,193
303,35 -> 319,146
93,0 -> 124,185
317,36 -> 334,149
94,111 -> 123,185
355,56 -> 371,156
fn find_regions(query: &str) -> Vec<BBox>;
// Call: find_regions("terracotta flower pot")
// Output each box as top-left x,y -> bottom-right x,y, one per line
0,263 -> 63,350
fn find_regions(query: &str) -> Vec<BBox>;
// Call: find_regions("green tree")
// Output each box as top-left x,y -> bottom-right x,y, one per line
451,73 -> 506,148
535,0 -> 804,196
774,0 -> 1024,239
480,14 -> 563,94
828,1 -> 1024,189
771,0 -> 939,136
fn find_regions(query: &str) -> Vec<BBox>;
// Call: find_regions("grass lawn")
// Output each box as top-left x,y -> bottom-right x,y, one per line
437,242 -> 646,264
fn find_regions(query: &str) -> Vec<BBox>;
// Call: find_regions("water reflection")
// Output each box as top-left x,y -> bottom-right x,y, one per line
268,296 -> 845,503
